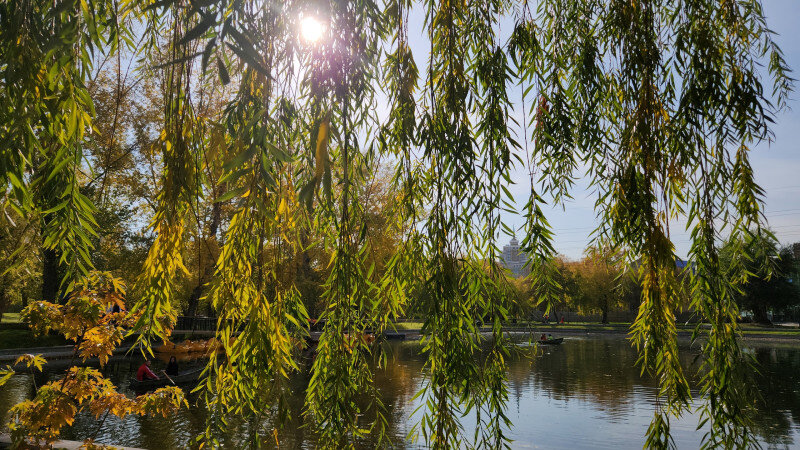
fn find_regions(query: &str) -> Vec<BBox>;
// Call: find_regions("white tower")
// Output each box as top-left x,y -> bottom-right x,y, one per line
501,235 -> 528,277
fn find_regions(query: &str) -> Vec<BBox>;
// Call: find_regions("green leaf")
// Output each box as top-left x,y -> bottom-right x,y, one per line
179,13 -> 216,45
215,186 -> 246,203
299,182 -> 315,212
223,146 -> 255,172
217,58 -> 230,85
201,37 -> 217,71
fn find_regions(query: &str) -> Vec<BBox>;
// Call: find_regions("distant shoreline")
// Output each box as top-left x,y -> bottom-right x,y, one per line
493,327 -> 800,344
394,322 -> 800,344
1,321 -> 797,362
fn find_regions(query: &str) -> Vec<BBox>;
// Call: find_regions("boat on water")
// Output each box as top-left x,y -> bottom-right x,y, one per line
538,338 -> 564,345
383,332 -> 406,340
129,367 -> 204,391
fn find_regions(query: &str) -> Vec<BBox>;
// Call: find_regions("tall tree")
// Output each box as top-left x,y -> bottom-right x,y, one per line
722,231 -> 800,325
575,246 -> 625,324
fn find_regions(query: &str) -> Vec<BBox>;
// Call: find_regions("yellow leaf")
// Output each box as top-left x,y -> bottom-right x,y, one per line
278,197 -> 287,216
177,260 -> 191,277
315,118 -> 330,183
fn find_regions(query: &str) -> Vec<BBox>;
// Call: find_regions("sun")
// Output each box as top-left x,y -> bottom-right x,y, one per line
300,16 -> 324,43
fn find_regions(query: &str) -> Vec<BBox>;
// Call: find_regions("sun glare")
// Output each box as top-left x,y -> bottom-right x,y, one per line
300,16 -> 324,43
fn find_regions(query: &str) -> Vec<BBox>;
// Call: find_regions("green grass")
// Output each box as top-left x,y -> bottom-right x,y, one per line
0,329 -> 68,350
391,322 -> 424,330
0,312 -> 21,323
740,329 -> 800,336
388,320 -> 800,337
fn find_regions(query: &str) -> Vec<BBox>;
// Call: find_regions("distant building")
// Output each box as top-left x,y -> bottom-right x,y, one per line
501,236 -> 529,278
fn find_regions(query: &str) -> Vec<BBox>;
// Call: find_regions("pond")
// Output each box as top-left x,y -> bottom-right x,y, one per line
1,335 -> 799,449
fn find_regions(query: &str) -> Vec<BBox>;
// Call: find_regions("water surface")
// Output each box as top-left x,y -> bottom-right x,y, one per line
1,336 -> 798,449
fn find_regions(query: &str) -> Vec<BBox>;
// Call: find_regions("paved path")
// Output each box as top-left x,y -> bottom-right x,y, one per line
0,345 -> 135,364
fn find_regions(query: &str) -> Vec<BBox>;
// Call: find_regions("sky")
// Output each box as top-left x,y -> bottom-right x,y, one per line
398,0 -> 800,260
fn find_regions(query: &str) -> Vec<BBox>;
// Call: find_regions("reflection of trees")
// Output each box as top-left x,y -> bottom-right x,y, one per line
507,338 -> 711,420
228,342 -> 426,448
508,337 -> 799,447
13,340 -> 798,447
746,346 -> 800,445
508,339 -> 644,417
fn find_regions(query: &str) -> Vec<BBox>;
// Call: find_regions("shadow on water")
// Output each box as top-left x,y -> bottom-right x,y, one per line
1,337 -> 798,449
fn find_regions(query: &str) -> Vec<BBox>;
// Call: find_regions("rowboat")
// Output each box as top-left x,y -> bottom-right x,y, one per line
383,332 -> 406,340
129,367 -> 203,391
538,338 -> 564,345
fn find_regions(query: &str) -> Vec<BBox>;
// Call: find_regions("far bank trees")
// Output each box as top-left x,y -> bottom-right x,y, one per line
722,232 -> 800,325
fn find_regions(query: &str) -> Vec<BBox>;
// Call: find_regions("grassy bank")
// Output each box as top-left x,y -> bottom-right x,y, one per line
0,329 -> 68,350
392,322 -> 424,330
0,313 -> 21,324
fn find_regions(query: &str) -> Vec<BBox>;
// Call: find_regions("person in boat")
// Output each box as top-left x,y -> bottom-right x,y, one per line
165,356 -> 179,376
548,334 -> 554,340
136,359 -> 159,381
540,333 -> 547,341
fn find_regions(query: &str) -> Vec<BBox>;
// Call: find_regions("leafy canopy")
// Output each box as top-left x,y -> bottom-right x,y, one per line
0,0 -> 793,448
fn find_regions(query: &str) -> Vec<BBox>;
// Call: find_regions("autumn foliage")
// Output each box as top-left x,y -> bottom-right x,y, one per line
0,272 -> 187,448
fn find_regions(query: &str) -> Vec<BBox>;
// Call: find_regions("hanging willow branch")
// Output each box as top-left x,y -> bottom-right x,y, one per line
516,0 -> 793,447
0,0 -> 124,292
132,1 -> 202,349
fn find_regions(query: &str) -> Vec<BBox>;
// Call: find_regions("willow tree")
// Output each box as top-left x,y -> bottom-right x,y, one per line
0,0 -> 792,448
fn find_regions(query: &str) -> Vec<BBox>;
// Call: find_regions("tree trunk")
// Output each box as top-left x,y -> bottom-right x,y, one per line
753,303 -> 772,325
184,201 -> 221,317
0,274 -> 9,322
185,285 -> 202,318
184,254 -> 215,317
41,245 -> 60,303
21,288 -> 29,309
36,146 -> 64,304
0,288 -> 6,323
601,297 -> 609,324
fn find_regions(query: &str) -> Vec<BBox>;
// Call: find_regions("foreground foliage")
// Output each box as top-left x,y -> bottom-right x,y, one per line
0,0 -> 793,448
0,272 -> 186,448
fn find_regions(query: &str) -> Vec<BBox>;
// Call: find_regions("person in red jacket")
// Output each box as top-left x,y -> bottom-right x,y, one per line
136,359 -> 159,381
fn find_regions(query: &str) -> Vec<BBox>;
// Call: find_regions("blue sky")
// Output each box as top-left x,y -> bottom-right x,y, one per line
400,1 -> 800,260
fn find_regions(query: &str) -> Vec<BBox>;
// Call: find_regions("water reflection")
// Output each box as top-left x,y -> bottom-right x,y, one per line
1,336 -> 798,449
